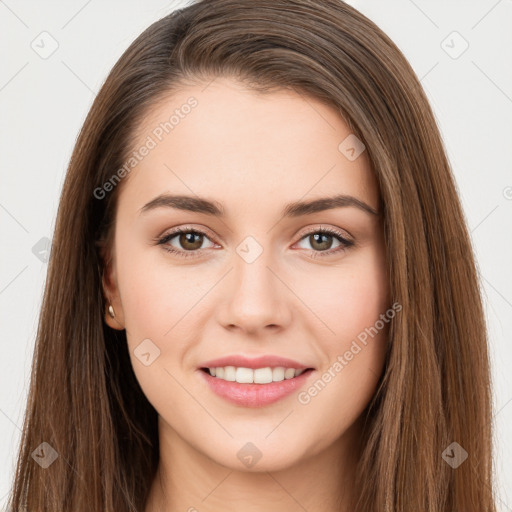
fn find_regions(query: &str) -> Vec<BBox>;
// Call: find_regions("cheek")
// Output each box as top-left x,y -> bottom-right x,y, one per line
306,250 -> 389,422
115,240 -> 195,335
302,248 -> 389,346
297,316 -> 389,444
115,247 -> 195,408
296,247 -> 389,411
114,242 -> 209,386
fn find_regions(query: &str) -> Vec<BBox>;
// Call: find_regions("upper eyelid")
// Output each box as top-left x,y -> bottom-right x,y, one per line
295,224 -> 352,241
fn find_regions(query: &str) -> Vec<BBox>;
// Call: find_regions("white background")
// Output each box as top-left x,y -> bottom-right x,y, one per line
0,0 -> 511,510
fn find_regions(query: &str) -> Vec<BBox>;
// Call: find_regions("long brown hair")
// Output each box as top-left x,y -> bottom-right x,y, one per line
7,0 -> 497,510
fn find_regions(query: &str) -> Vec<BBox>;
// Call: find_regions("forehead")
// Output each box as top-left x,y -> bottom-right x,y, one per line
118,76 -> 379,219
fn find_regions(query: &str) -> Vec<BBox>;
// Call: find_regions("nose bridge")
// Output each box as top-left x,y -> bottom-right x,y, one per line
219,233 -> 291,332
233,234 -> 279,306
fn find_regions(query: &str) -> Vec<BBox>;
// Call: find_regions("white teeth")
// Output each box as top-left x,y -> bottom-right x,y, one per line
272,367 -> 285,382
207,366 -> 308,383
236,367 -> 253,383
254,367 -> 273,384
224,366 -> 236,381
284,368 -> 295,379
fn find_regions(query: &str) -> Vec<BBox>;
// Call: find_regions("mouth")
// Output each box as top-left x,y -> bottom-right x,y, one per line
200,366 -> 314,384
198,366 -> 316,407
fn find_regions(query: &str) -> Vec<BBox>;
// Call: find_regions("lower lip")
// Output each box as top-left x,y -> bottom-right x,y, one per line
198,368 -> 314,407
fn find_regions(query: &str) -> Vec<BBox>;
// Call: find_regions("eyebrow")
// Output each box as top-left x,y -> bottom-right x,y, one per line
139,193 -> 379,218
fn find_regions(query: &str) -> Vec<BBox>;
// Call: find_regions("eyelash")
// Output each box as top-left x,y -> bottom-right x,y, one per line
154,225 -> 354,260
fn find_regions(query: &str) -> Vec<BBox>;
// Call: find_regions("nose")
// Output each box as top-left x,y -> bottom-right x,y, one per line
216,246 -> 293,336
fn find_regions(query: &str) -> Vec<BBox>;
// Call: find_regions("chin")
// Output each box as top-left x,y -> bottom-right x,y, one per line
203,436 -> 310,473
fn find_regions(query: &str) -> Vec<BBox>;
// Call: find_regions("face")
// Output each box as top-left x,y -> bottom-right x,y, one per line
102,76 -> 390,472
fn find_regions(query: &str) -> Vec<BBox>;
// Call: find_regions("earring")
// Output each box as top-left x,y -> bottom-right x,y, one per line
108,303 -> 115,319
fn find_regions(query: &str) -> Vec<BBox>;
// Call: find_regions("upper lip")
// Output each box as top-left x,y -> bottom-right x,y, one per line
199,354 -> 314,370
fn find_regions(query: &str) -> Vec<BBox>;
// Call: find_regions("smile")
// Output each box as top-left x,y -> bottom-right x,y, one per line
198,367 -> 315,407
202,366 -> 309,383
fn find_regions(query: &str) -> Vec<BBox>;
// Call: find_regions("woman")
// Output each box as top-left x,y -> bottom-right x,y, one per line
7,0 -> 497,510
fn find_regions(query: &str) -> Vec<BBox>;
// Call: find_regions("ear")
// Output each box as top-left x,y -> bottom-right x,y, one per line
99,242 -> 126,331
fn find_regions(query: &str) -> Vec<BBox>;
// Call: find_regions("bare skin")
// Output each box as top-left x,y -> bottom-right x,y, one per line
102,77 -> 390,512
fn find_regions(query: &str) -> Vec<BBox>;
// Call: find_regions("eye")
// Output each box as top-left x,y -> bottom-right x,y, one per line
155,226 -> 217,259
294,226 -> 354,258
154,225 -> 354,260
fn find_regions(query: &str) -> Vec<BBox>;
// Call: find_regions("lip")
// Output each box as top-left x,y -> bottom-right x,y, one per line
198,354 -> 313,370
198,367 -> 315,408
